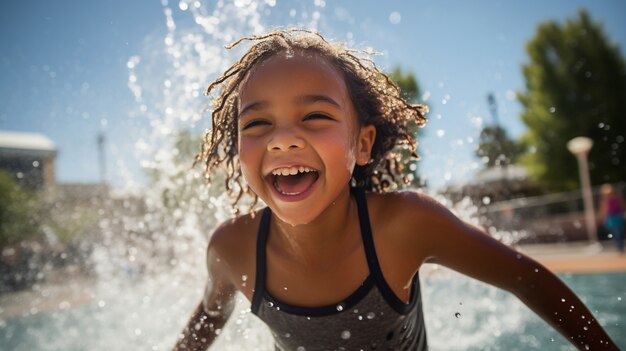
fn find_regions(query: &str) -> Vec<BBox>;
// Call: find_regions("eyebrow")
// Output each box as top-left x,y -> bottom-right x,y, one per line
238,94 -> 341,118
298,94 -> 341,108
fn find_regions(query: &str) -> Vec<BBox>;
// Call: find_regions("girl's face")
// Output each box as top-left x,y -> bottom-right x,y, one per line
237,52 -> 375,225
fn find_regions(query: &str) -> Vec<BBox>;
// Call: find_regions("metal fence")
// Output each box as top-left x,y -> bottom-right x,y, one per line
479,182 -> 625,244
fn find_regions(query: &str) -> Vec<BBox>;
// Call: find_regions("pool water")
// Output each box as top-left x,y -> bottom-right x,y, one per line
1,270 -> 624,350
421,269 -> 625,350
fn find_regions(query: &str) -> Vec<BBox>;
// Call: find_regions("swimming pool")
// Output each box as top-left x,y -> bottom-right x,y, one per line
1,269 -> 623,350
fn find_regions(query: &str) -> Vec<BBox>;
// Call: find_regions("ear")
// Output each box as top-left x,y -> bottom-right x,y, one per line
355,124 -> 376,166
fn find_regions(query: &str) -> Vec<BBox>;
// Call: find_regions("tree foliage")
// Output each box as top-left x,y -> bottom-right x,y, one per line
476,126 -> 526,168
388,67 -> 425,188
518,10 -> 626,191
0,171 -> 43,249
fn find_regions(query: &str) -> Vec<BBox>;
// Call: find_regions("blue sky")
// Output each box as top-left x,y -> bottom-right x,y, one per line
1,0 -> 625,190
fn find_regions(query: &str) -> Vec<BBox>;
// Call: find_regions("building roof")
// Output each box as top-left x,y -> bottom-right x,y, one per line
469,165 -> 529,185
0,130 -> 57,152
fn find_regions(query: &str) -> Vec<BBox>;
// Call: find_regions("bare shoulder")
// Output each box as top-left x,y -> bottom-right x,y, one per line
369,190 -> 479,255
208,210 -> 262,256
206,210 -> 263,293
365,189 -> 454,227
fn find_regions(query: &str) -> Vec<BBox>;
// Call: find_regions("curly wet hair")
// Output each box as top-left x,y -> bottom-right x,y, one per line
195,28 -> 427,214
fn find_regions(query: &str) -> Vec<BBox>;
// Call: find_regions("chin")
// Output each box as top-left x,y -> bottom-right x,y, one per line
273,208 -> 318,227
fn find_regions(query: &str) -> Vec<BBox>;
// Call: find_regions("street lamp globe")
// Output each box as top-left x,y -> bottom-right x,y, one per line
567,136 -> 593,156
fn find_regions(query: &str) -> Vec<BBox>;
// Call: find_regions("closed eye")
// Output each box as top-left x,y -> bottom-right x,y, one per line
242,119 -> 271,130
304,113 -> 334,121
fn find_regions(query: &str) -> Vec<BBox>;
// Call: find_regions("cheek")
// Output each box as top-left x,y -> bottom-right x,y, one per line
238,138 -> 261,178
319,130 -> 358,173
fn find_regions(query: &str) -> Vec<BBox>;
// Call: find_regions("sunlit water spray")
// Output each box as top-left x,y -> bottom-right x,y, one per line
1,1 -> 623,350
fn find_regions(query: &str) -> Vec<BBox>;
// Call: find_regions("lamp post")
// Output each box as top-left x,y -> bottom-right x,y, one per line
566,136 -> 597,243
97,132 -> 107,185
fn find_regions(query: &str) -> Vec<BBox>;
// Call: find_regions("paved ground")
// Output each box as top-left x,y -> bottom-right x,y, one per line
516,241 -> 626,273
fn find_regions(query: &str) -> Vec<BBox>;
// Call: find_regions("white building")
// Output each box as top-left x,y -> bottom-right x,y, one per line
0,130 -> 57,190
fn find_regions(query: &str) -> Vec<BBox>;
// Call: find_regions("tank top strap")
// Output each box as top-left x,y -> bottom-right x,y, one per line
353,187 -> 416,313
353,188 -> 386,282
251,207 -> 272,315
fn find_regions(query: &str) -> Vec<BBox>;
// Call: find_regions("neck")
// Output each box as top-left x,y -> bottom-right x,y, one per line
269,187 -> 360,267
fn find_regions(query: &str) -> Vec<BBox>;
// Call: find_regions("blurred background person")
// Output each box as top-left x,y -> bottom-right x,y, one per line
599,184 -> 626,254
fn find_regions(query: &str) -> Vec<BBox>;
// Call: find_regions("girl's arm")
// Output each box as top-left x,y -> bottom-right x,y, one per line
172,238 -> 237,351
401,194 -> 618,350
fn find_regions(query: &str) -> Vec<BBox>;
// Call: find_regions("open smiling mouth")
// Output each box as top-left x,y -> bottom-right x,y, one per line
269,166 -> 320,196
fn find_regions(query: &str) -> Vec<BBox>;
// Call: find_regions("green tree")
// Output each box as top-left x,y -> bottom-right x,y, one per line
476,126 -> 526,167
0,171 -> 43,249
388,67 -> 425,188
518,10 -> 626,191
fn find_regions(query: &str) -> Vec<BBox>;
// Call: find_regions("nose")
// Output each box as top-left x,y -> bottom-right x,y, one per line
267,127 -> 306,152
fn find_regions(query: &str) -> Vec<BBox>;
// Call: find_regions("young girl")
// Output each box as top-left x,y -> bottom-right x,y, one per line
173,29 -> 617,350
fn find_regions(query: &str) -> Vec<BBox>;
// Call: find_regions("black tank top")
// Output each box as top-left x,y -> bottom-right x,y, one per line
251,188 -> 428,351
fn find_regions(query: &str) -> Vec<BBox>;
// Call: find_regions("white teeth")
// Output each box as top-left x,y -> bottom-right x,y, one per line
271,166 -> 315,176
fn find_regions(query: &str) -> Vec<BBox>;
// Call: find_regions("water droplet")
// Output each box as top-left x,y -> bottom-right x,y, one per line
534,268 -> 539,273
549,107 -> 556,113
284,332 -> 291,338
366,312 -> 376,319
206,310 -> 220,317
516,254 -> 522,259
358,315 -> 363,320
388,12 -> 401,24
618,297 -> 622,301
341,330 -> 351,340
353,309 -> 359,314
436,129 -> 445,138
296,347 -> 306,351
267,302 -> 274,308
241,274 -> 248,282
561,298 -> 566,303
454,312 -> 461,318
336,304 -> 344,312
